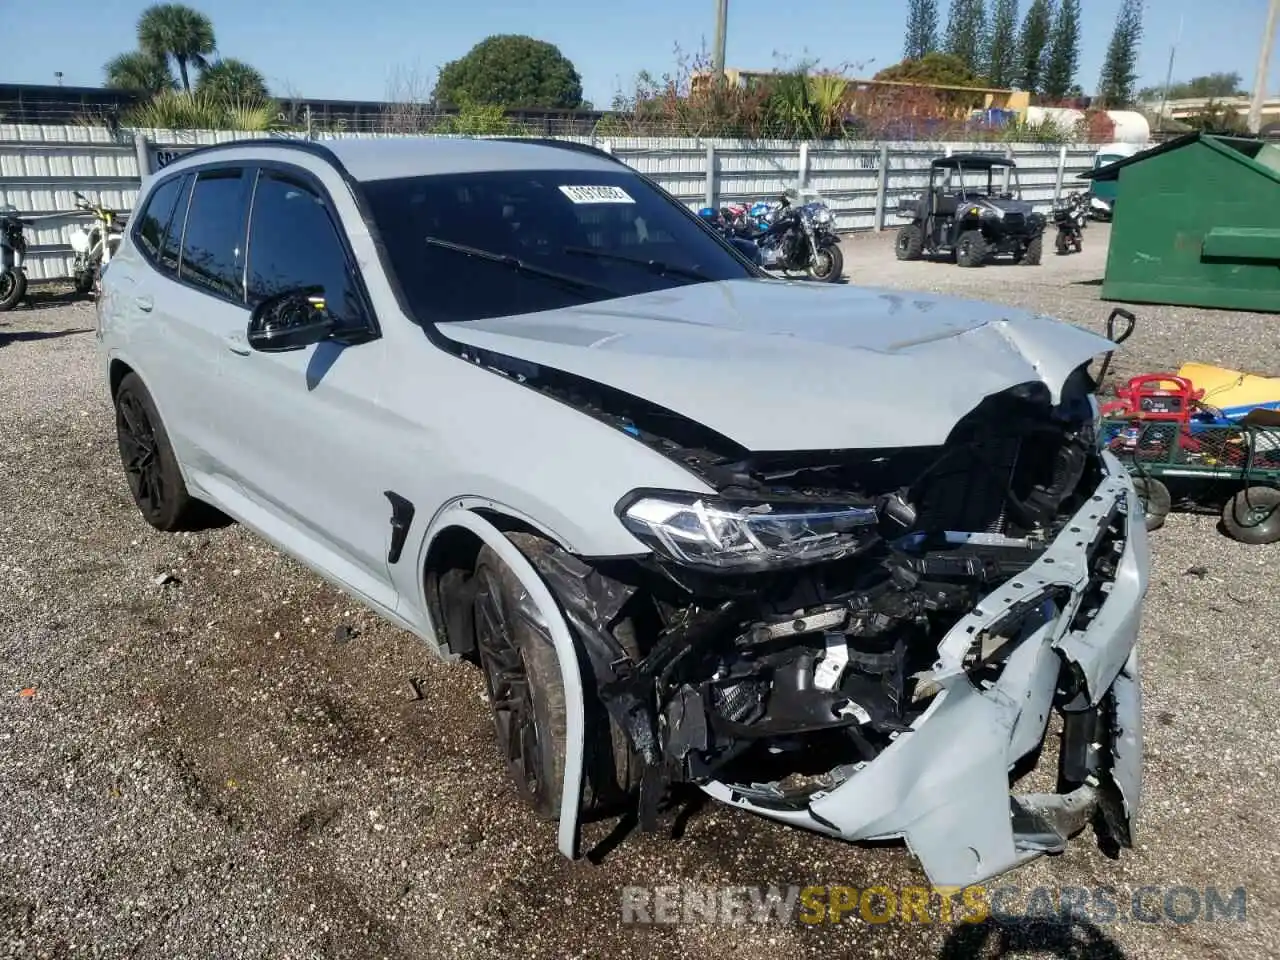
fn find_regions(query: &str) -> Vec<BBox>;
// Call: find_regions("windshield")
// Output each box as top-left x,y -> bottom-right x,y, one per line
361,169 -> 757,324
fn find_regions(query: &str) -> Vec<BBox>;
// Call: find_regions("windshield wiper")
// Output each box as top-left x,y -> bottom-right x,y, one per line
422,237 -> 617,296
562,246 -> 711,282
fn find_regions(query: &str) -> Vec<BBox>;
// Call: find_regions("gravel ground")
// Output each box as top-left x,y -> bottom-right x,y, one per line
2,229 -> 1279,959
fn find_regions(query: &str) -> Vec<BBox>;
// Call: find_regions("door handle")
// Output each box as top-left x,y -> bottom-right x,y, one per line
135,295 -> 153,312
224,332 -> 251,356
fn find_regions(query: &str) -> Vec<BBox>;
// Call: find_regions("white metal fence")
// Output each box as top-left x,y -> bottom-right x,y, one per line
1,124 -> 1109,282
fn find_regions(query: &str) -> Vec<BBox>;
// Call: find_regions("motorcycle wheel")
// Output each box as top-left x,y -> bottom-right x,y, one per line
808,244 -> 844,282
1055,231 -> 1071,256
73,269 -> 96,296
0,269 -> 26,311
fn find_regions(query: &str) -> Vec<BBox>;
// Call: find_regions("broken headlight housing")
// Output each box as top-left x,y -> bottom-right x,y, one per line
617,491 -> 880,572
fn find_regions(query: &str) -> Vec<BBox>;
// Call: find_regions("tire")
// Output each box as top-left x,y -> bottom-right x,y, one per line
895,224 -> 924,261
113,372 -> 204,532
1131,476 -> 1171,531
0,269 -> 26,311
1221,486 -> 1280,545
73,268 -> 96,296
956,230 -> 988,268
809,243 -> 843,282
472,544 -> 637,820
1020,234 -> 1044,266
1055,231 -> 1071,256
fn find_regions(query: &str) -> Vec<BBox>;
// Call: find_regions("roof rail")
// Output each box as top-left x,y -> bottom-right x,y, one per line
149,135 -> 342,172
489,136 -> 628,166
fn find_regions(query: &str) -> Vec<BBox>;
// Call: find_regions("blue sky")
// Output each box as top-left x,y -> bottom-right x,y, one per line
8,0 -> 1278,106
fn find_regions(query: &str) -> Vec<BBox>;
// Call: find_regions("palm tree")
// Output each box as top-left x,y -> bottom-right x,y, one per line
137,3 -> 216,93
104,51 -> 174,94
196,59 -> 269,101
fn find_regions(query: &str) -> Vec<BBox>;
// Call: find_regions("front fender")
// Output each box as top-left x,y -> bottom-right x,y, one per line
415,506 -> 587,862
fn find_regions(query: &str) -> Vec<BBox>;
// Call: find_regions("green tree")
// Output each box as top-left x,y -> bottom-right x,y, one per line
197,58 -> 269,101
1097,0 -> 1144,106
104,51 -> 174,94
1016,0 -> 1054,95
984,0 -> 1019,86
1042,0 -> 1080,100
434,35 -> 584,109
904,0 -> 941,60
945,0 -> 988,75
874,51 -> 982,87
137,3 -> 216,93
1141,72 -> 1247,101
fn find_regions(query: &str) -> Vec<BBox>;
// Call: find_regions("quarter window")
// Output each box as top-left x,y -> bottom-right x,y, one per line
179,169 -> 249,301
133,175 -> 184,263
245,170 -> 364,326
158,174 -> 193,274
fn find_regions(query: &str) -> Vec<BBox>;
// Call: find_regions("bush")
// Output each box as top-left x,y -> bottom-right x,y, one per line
123,90 -> 280,130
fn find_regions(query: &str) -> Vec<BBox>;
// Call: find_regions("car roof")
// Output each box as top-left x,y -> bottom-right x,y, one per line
931,153 -> 1015,170
159,136 -> 626,183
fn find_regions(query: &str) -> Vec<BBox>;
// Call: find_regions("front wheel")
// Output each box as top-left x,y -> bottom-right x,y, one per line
1055,230 -> 1071,256
0,268 -> 26,311
1131,476 -> 1172,531
73,268 -> 96,296
955,230 -> 988,268
1019,234 -> 1044,266
808,243 -> 843,282
1221,486 -> 1280,544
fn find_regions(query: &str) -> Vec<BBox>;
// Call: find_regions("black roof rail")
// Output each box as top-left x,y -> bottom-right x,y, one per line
150,135 -> 343,172
489,136 -> 628,166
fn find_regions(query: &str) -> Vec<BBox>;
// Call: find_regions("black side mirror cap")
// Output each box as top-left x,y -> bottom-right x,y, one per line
247,287 -> 335,353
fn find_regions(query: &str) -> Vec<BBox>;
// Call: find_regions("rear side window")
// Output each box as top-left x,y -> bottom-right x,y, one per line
245,170 -> 365,325
133,175 -> 184,263
179,169 -> 249,301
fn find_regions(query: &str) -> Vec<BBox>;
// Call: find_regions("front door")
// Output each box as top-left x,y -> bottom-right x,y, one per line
216,165 -> 396,610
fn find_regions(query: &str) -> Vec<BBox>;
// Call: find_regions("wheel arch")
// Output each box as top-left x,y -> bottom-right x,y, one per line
417,503 -> 587,860
108,357 -> 134,398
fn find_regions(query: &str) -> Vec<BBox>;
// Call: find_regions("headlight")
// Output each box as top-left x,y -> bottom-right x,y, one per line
617,491 -> 880,572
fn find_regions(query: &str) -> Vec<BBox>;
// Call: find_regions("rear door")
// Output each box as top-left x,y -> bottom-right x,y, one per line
217,163 -> 394,609
142,166 -> 253,489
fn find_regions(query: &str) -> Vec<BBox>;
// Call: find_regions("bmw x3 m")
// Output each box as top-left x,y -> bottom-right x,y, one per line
97,136 -> 1149,886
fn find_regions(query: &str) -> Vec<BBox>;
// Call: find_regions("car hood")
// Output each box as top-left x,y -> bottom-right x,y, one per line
441,279 -> 1115,450
987,197 -> 1037,216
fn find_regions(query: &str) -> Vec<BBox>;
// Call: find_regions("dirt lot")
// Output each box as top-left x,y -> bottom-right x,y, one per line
2,227 -> 1279,959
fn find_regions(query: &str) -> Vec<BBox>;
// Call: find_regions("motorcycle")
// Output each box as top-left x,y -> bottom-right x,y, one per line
696,206 -> 765,266
0,206 -> 31,311
736,195 -> 844,282
1053,191 -> 1088,256
69,191 -> 125,296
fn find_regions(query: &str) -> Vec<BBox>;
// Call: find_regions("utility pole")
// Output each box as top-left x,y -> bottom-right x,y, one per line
711,0 -> 729,83
1157,14 -> 1184,134
1248,0 -> 1280,134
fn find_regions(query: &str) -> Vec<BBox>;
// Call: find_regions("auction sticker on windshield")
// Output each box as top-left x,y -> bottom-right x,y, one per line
559,185 -> 635,204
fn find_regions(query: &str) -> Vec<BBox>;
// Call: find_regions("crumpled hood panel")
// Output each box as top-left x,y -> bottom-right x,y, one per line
442,279 -> 1114,450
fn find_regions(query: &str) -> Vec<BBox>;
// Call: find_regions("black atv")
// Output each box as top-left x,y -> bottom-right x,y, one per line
894,154 -> 1047,267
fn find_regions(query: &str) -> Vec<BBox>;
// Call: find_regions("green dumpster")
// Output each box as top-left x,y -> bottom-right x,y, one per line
1079,133 -> 1280,313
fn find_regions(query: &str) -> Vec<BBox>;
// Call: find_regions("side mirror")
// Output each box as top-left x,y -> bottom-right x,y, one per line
247,287 -> 335,353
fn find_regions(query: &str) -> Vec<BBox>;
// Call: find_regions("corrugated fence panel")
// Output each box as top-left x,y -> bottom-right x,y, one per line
0,125 -> 1135,280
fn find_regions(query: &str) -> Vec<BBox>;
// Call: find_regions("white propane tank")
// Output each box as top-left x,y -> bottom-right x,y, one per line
1105,110 -> 1151,144
1026,106 -> 1085,131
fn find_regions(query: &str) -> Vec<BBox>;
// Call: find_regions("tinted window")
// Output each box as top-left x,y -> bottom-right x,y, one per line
159,174 -> 193,273
134,175 -> 183,262
361,169 -> 754,324
245,170 -> 364,325
179,169 -> 248,300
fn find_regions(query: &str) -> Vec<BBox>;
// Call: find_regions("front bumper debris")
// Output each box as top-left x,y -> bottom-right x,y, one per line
700,453 -> 1147,887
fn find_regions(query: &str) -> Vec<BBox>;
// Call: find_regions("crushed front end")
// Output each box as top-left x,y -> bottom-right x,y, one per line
516,371 -> 1148,888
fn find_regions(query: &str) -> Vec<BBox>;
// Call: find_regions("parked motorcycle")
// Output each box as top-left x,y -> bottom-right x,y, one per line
1053,191 -> 1088,256
697,206 -> 765,266
69,191 -> 125,296
737,195 -> 844,282
0,206 -> 31,311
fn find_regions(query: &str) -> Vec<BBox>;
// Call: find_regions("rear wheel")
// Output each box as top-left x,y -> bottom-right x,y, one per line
808,243 -> 843,282
956,230 -> 988,268
113,373 -> 204,531
1131,476 -> 1172,531
1221,486 -> 1280,544
1019,234 -> 1044,265
73,268 -> 96,296
895,224 -> 924,261
0,269 -> 26,311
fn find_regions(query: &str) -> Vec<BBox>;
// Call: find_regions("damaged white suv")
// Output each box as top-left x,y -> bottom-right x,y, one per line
97,136 -> 1148,887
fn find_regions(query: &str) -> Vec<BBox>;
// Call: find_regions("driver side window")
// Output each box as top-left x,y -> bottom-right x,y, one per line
245,169 -> 366,327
